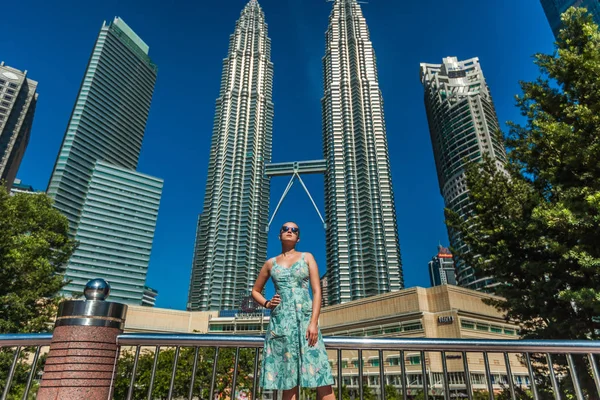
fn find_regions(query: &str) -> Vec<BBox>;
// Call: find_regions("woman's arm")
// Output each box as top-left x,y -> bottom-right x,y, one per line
306,252 -> 322,346
252,260 -> 279,309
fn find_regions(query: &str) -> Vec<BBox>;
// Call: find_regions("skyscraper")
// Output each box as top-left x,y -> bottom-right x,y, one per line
187,0 -> 274,311
47,17 -> 162,305
428,245 -> 457,287
420,56 -> 507,290
322,0 -> 403,305
0,63 -> 38,190
540,0 -> 600,37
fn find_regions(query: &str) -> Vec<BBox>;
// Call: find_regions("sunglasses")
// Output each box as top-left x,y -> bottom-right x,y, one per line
280,225 -> 299,234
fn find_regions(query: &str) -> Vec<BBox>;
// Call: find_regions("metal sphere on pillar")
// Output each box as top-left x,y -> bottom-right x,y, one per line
83,278 -> 111,301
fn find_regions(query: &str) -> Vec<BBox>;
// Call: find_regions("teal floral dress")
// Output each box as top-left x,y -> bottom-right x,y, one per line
260,253 -> 334,390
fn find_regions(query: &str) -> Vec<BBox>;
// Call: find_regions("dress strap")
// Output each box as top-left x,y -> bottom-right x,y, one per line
301,252 -> 305,260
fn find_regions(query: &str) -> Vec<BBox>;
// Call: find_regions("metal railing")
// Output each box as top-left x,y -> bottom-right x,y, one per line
115,334 -> 600,400
0,333 -> 52,400
1,333 -> 600,400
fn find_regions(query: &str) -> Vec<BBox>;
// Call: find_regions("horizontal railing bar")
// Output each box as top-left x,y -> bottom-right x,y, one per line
117,334 -> 266,348
0,332 -> 597,354
115,334 -> 600,354
0,333 -> 53,347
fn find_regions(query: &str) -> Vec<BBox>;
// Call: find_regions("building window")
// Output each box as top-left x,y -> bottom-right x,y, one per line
388,357 -> 399,366
8,83 -> 17,89
490,326 -> 503,334
407,355 -> 421,365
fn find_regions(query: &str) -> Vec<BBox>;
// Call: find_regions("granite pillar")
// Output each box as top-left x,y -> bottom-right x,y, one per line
37,279 -> 127,400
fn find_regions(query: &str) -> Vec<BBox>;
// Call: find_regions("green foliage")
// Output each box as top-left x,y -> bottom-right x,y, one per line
0,189 -> 76,334
333,385 -> 351,400
360,385 -> 377,400
446,7 -> 600,398
0,189 -> 75,397
410,391 -> 425,400
384,384 -> 400,400
114,346 -> 256,400
446,7 -> 600,342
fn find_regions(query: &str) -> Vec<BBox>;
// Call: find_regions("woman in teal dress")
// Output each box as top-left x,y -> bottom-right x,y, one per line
252,222 -> 335,400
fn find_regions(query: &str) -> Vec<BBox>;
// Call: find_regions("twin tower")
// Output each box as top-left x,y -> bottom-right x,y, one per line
187,0 -> 403,311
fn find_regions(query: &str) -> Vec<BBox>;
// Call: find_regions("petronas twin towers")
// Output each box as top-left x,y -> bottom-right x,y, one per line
188,0 -> 403,311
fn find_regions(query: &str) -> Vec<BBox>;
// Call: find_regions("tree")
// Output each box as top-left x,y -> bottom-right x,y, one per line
446,6 -> 600,342
114,346 -> 257,399
0,189 -> 76,398
333,385 -> 351,400
361,385 -> 377,400
0,189 -> 76,334
446,6 -> 600,397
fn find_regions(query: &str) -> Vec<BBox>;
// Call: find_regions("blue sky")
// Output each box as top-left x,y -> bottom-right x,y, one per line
1,0 -> 554,309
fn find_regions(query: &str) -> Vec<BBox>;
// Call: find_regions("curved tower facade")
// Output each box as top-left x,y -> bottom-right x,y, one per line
188,0 -> 274,311
322,0 -> 403,305
420,56 -> 507,290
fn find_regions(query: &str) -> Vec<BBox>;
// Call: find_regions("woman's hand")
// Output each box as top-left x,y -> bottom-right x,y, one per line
306,322 -> 318,347
268,294 -> 281,309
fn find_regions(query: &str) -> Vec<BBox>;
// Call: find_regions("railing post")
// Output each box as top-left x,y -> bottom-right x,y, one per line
37,279 -> 127,400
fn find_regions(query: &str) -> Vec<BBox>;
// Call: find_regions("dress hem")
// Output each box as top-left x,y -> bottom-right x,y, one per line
260,381 -> 335,391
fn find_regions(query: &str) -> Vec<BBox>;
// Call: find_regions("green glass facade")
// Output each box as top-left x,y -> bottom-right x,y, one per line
47,17 -> 157,236
47,18 -> 161,304
64,161 -> 163,303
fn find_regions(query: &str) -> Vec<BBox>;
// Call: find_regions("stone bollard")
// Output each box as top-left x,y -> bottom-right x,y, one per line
37,279 -> 127,400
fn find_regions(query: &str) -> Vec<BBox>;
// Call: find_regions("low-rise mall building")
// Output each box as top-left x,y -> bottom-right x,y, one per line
123,285 -> 531,397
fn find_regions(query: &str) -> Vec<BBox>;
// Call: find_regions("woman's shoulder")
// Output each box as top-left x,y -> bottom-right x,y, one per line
265,256 -> 278,265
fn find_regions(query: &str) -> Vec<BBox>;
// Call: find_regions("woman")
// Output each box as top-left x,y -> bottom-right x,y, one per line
252,222 -> 335,400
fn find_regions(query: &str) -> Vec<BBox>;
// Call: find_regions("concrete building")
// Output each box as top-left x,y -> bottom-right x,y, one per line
47,17 -> 162,305
319,285 -> 529,397
188,0 -> 274,311
123,285 -> 529,397
428,245 -> 457,287
540,0 -> 600,37
420,57 -> 507,291
0,63 -> 38,190
322,0 -> 403,306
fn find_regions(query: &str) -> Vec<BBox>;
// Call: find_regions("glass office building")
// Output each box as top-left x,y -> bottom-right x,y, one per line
65,161 -> 163,303
0,63 -> 38,190
47,18 -> 162,304
47,17 -> 157,235
420,57 -> 507,291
